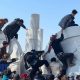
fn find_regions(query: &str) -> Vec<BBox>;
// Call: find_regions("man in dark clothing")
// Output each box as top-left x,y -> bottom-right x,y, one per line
46,30 -> 74,79
59,9 -> 78,29
3,18 -> 27,43
0,18 -> 8,31
24,50 -> 52,80
0,41 -> 9,59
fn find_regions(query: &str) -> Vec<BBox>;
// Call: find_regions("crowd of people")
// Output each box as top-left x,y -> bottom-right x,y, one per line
0,9 -> 80,80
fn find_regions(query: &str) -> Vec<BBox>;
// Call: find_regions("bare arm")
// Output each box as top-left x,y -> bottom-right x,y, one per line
46,42 -> 52,54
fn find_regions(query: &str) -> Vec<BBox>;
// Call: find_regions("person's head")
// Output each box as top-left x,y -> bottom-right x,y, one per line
50,34 -> 57,41
71,9 -> 78,16
0,18 -> 8,26
51,57 -> 57,62
15,18 -> 24,26
61,75 -> 68,80
3,41 -> 9,47
4,18 -> 8,23
3,53 -> 9,60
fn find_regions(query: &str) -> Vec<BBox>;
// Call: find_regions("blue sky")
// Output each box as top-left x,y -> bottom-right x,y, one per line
0,0 -> 80,51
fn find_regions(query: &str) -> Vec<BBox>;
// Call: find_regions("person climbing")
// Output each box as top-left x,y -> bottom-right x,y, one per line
45,29 -> 74,79
59,9 -> 78,29
0,18 -> 8,31
24,49 -> 52,80
3,18 -> 27,43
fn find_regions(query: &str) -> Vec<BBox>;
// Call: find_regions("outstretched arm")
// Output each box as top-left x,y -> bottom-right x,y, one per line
46,42 -> 52,54
42,42 -> 52,58
22,24 -> 28,31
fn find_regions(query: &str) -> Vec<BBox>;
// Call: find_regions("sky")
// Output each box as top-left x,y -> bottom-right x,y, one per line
0,0 -> 80,51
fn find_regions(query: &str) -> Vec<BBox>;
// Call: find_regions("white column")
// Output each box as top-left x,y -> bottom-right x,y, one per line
25,14 -> 43,52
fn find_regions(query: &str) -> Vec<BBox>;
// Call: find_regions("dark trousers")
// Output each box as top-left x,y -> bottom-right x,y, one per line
7,33 -> 18,43
30,60 -> 49,80
57,53 -> 74,79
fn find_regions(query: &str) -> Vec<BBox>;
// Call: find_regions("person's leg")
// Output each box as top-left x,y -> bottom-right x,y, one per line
35,60 -> 52,74
6,33 -> 14,43
69,21 -> 78,27
14,34 -> 18,39
64,53 -> 74,65
58,59 -> 68,80
30,60 -> 52,80
7,32 -> 17,43
58,53 -> 74,79
30,67 -> 38,80
6,34 -> 11,43
0,26 -> 3,31
24,61 -> 29,70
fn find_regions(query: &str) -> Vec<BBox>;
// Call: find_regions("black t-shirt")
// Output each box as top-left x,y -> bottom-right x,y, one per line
50,34 -> 64,55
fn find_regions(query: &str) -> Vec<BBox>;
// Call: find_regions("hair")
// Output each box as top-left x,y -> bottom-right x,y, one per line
20,19 -> 24,23
4,18 -> 8,22
50,35 -> 57,41
15,18 -> 24,23
3,41 -> 9,45
51,57 -> 56,62
72,9 -> 78,14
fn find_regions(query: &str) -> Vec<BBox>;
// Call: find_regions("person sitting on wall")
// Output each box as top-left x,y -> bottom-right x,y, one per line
59,9 -> 78,29
0,18 -> 8,31
24,49 -> 52,80
3,18 -> 27,43
45,29 -> 75,80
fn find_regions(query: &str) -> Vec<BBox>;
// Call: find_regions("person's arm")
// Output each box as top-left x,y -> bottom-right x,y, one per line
42,42 -> 52,58
42,44 -> 52,58
46,42 -> 52,54
58,29 -> 64,41
22,24 -> 28,30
